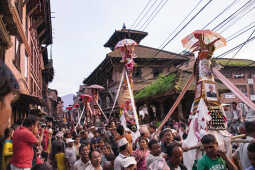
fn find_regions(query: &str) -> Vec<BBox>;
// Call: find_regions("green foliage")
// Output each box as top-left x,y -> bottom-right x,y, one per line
135,73 -> 176,100
155,121 -> 161,127
214,59 -> 255,66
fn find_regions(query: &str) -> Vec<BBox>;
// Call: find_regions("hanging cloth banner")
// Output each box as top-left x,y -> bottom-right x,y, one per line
125,70 -> 140,130
109,69 -> 125,119
213,68 -> 255,111
154,74 -> 194,137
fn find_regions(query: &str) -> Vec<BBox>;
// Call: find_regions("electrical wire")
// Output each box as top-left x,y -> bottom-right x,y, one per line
178,0 -> 237,54
217,4 -> 255,34
158,0 -> 203,49
215,35 -> 255,58
201,0 -> 238,29
131,0 -> 153,29
140,0 -> 169,31
152,0 -> 214,58
212,0 -> 254,31
134,0 -> 160,29
227,22 -> 255,41
225,27 -> 255,65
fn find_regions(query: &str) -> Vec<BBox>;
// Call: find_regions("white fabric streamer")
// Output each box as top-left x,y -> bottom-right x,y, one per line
109,69 -> 125,119
75,106 -> 85,129
96,102 -> 109,122
125,71 -> 140,130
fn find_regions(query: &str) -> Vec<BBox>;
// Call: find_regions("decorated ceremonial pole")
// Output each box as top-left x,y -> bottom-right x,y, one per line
80,94 -> 93,125
88,84 -> 109,122
65,105 -> 73,123
114,39 -> 140,132
73,104 -> 80,123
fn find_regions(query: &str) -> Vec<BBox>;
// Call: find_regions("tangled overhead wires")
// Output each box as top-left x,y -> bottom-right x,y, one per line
132,0 -> 169,30
152,0 -> 214,58
140,0 -> 169,31
201,0 -> 239,29
131,0 -> 153,28
212,0 -> 255,32
158,0 -> 204,50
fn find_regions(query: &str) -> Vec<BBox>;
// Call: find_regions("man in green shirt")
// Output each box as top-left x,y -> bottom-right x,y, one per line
197,134 -> 238,170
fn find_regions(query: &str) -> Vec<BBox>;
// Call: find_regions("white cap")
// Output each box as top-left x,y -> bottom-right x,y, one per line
162,128 -> 172,133
122,156 -> 137,168
66,138 -> 74,143
117,137 -> 128,148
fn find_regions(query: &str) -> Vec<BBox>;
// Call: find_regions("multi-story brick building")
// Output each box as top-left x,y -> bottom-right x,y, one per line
0,0 -> 54,122
215,58 -> 255,104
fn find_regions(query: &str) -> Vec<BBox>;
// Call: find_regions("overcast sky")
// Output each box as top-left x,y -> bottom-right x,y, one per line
49,0 -> 255,96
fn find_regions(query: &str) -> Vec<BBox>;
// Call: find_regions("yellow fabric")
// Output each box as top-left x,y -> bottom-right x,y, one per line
55,152 -> 67,170
1,141 -> 13,170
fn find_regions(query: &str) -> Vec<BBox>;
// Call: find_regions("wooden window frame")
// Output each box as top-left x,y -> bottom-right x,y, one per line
14,38 -> 21,71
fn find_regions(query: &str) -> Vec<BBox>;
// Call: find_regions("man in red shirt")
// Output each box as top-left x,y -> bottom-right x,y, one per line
10,117 -> 39,170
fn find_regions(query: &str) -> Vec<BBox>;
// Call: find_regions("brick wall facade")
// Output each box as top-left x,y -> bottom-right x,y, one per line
219,67 -> 255,104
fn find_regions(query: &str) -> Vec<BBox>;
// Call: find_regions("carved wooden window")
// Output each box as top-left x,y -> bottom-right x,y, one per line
249,85 -> 254,95
248,71 -> 253,79
233,72 -> 245,79
222,70 -> 232,78
24,52 -> 28,78
152,67 -> 162,78
133,67 -> 142,79
30,78 -> 33,94
14,38 -> 21,71
30,43 -> 34,72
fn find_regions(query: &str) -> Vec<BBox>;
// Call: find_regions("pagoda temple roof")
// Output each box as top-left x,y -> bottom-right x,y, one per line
104,28 -> 148,50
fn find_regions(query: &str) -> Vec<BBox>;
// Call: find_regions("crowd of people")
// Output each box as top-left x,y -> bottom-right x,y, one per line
0,114 -> 254,170
1,56 -> 255,170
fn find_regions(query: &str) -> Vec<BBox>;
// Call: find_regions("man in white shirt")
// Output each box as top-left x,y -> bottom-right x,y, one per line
74,143 -> 91,170
233,116 -> 255,170
114,137 -> 132,170
65,138 -> 77,170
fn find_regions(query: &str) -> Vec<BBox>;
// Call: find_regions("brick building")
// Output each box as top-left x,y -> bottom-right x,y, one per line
0,0 -> 54,122
215,59 -> 255,104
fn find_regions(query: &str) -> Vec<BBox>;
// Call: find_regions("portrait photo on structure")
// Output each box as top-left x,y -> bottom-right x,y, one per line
205,83 -> 218,101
